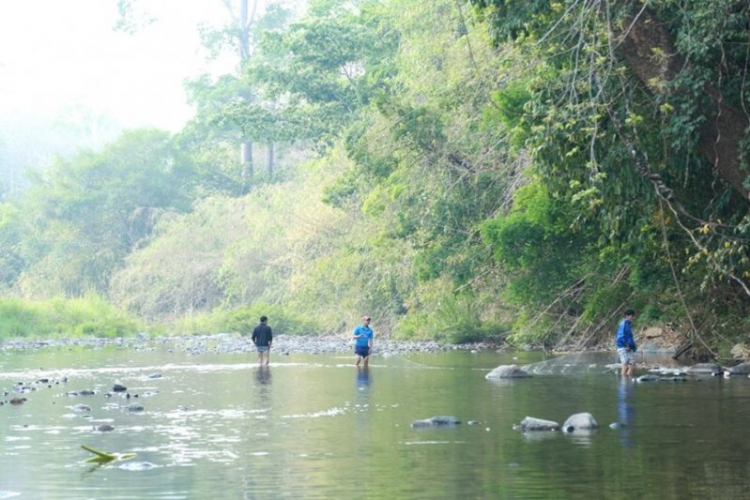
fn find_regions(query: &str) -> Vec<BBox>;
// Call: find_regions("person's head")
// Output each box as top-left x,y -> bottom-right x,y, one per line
624,309 -> 635,319
363,315 -> 371,325
260,315 -> 268,323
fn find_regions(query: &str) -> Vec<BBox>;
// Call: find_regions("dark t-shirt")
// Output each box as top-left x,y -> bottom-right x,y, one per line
252,324 -> 273,347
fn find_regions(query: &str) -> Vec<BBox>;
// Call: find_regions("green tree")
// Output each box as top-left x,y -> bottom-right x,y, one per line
15,129 -> 195,297
469,0 -> 750,346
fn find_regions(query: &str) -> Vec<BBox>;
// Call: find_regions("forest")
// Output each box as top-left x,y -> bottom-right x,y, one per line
0,0 -> 748,358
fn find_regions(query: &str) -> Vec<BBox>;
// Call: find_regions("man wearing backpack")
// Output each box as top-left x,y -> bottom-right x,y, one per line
616,309 -> 637,378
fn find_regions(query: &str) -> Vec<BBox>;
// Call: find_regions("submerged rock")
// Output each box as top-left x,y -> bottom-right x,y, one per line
112,384 -> 127,392
562,413 -> 598,433
411,416 -> 461,428
636,374 -> 660,383
659,376 -> 687,382
485,364 -> 531,379
67,390 -> 96,397
518,416 -> 559,432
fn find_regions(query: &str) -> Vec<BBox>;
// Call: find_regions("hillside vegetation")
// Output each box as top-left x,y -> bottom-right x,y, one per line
0,0 -> 748,358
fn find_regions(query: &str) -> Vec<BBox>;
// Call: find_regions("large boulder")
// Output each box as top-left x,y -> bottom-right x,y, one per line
562,413 -> 598,433
485,364 -> 531,379
518,416 -> 559,432
411,416 -> 461,428
686,363 -> 722,376
726,362 -> 750,375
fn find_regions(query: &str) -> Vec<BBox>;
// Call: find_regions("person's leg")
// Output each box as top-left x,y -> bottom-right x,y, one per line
264,349 -> 270,366
627,351 -> 637,377
363,354 -> 369,368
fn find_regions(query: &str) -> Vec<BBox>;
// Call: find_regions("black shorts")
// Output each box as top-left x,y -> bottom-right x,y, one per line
355,345 -> 371,357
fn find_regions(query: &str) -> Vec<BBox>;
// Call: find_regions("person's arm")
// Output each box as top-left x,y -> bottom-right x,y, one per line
268,327 -> 273,348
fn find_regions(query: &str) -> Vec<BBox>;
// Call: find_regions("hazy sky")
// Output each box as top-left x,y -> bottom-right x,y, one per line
0,0 -> 235,132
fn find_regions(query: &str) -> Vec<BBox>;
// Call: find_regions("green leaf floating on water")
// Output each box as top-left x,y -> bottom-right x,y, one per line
81,444 -> 137,463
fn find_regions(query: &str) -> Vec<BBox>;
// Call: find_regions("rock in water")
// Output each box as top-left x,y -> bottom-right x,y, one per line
686,363 -> 721,376
411,416 -> 461,428
562,413 -> 598,432
727,362 -> 750,375
485,364 -> 531,379
519,416 -> 559,431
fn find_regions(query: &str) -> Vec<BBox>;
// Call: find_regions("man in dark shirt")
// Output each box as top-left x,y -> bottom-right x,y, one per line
252,315 -> 273,366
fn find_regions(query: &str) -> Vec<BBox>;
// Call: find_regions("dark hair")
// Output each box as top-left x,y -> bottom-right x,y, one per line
624,309 -> 635,317
260,315 -> 268,323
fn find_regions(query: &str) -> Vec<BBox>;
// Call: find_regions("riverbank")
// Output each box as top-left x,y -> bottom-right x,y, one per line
0,333 -> 507,356
0,325 -> 717,363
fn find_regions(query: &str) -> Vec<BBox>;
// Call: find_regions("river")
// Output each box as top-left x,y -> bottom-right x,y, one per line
1,339 -> 749,499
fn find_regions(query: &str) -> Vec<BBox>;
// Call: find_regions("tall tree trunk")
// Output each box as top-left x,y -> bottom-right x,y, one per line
617,2 -> 750,200
238,0 -> 258,189
241,140 -> 253,189
265,142 -> 274,177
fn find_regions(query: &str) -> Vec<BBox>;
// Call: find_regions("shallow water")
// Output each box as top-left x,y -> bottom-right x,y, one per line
1,343 -> 749,499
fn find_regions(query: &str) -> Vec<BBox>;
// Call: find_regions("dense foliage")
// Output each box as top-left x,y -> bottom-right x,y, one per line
0,0 -> 748,355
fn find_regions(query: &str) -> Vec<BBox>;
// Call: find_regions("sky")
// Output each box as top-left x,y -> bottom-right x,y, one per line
0,0 -> 236,133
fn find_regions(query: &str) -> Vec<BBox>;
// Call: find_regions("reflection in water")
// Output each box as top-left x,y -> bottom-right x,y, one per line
355,368 -> 371,408
617,379 -> 635,449
255,366 -> 272,408
356,367 -> 371,389
355,368 -> 371,452
256,366 -> 272,386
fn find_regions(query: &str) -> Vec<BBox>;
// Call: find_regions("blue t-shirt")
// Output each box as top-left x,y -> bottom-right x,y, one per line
353,325 -> 373,347
615,319 -> 635,350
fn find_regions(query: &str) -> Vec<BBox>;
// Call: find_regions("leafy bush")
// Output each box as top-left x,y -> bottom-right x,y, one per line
394,280 -> 509,343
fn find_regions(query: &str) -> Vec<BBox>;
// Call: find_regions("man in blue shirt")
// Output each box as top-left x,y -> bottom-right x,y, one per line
353,315 -> 374,368
616,309 -> 637,378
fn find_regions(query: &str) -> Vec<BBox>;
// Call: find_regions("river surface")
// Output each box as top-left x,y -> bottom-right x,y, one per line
1,341 -> 749,499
